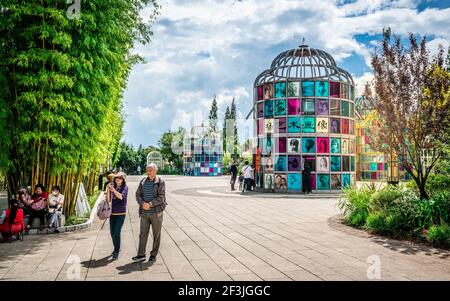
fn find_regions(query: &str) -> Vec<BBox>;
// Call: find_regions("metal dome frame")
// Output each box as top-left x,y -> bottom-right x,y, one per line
355,95 -> 376,120
254,45 -> 354,87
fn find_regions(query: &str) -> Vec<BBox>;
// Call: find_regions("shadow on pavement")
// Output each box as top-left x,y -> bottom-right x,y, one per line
81,255 -> 113,269
115,260 -> 155,275
370,236 -> 450,259
328,214 -> 450,259
0,234 -> 88,268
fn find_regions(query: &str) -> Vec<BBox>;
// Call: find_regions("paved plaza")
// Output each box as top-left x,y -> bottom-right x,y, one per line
0,176 -> 449,281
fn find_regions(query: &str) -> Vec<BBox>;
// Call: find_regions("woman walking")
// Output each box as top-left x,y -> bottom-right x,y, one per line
107,172 -> 128,260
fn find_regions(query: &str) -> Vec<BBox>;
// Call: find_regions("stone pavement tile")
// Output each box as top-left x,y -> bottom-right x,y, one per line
195,240 -> 222,249
233,250 -> 273,267
209,257 -> 252,275
264,276 -> 293,281
200,272 -> 232,281
297,249 -> 331,261
29,269 -> 61,280
2,264 -> 37,279
405,271 -> 450,281
140,261 -> 169,274
189,258 -> 230,279
142,272 -> 173,281
297,262 -> 336,276
311,257 -> 353,269
166,263 -> 202,280
249,265 -> 287,280
1,276 -> 31,281
378,271 -> 412,281
331,266 -> 370,281
86,266 -> 116,277
284,269 -> 322,281
55,272 -> 87,281
229,273 -> 262,281
85,276 -> 115,281
319,273 -> 353,281
114,272 -> 143,281
218,236 -> 300,272
179,249 -> 210,261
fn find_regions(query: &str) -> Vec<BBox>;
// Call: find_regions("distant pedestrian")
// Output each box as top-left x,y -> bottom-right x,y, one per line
238,172 -> 244,191
241,161 -> 253,192
302,164 -> 312,194
133,163 -> 167,263
108,172 -> 128,260
251,164 -> 256,190
229,161 -> 238,191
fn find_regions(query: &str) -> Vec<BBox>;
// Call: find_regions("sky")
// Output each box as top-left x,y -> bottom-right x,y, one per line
122,0 -> 450,148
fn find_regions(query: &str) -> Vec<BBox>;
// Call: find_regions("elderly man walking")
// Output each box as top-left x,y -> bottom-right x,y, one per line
132,163 -> 167,262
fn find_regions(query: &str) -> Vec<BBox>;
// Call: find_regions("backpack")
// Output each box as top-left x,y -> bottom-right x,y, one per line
97,197 -> 111,220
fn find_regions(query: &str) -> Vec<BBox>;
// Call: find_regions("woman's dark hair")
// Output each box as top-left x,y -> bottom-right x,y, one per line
113,177 -> 126,189
51,185 -> 61,192
9,199 -> 19,224
35,184 -> 46,192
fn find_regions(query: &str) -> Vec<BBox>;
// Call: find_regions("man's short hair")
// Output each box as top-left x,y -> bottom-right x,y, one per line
245,161 -> 249,165
146,163 -> 158,170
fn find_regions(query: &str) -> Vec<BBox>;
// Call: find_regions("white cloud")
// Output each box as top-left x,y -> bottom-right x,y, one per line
353,72 -> 375,97
123,0 -> 450,146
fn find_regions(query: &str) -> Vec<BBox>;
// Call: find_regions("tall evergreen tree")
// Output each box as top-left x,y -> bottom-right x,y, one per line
230,98 -> 239,159
208,95 -> 218,133
222,105 -> 230,153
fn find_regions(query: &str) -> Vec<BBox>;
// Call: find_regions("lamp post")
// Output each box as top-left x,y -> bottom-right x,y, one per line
387,147 -> 399,185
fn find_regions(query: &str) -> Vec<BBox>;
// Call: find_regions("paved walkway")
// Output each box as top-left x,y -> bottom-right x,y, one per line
0,176 -> 449,281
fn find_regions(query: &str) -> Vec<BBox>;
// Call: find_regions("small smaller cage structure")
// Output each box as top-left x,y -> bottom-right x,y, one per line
147,151 -> 164,170
355,96 -> 411,182
183,125 -> 223,176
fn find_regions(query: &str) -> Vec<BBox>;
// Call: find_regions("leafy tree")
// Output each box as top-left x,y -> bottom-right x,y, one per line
0,0 -> 159,215
370,28 -> 450,199
158,127 -> 185,172
115,143 -> 157,174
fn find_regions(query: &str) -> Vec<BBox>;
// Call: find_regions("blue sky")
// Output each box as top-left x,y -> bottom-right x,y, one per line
122,0 -> 450,148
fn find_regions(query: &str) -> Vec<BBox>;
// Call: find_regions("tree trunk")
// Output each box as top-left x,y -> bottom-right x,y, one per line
418,184 -> 429,200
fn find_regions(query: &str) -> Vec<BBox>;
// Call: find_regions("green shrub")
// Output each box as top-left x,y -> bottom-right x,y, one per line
415,191 -> 450,228
426,224 -> 450,247
65,216 -> 88,226
387,190 -> 420,231
365,212 -> 389,234
426,173 -> 450,195
369,184 -> 403,212
339,184 -> 375,227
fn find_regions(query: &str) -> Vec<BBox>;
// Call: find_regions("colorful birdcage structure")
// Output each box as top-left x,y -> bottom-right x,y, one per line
253,44 -> 356,192
355,95 -> 411,181
183,124 -> 223,176
147,151 -> 164,170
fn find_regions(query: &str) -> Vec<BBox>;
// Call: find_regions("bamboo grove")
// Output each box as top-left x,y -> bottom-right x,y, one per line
0,0 -> 159,216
